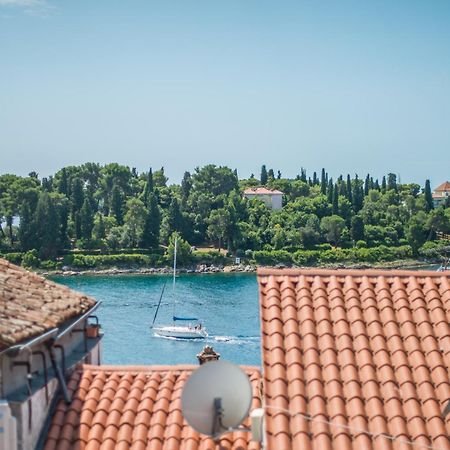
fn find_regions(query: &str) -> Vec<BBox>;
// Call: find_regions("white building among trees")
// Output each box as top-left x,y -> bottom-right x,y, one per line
243,187 -> 284,210
433,181 -> 450,207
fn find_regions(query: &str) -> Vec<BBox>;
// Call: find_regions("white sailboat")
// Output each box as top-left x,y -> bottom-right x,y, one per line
151,238 -> 207,339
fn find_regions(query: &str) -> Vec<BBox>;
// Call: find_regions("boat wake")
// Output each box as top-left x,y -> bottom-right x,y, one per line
210,335 -> 260,345
153,333 -> 207,341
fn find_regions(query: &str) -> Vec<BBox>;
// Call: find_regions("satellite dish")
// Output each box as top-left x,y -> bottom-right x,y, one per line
182,360 -> 252,438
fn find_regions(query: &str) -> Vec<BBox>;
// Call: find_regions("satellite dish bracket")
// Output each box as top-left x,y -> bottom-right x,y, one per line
212,397 -> 250,441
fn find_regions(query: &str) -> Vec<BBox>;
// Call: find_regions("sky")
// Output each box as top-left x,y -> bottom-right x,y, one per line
1,0 -> 449,186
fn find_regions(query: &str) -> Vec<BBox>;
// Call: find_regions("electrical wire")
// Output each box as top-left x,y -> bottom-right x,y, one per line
264,404 -> 448,450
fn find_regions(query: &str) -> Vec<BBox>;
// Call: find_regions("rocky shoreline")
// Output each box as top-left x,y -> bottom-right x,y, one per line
40,259 -> 436,277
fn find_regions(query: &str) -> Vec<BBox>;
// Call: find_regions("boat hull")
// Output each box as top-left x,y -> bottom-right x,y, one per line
152,325 -> 207,339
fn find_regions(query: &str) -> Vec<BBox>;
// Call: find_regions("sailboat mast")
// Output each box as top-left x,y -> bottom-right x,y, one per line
173,238 -> 177,292
172,237 -> 177,318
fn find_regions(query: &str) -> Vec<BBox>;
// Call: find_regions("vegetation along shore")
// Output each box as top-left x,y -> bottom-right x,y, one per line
1,163 -> 449,273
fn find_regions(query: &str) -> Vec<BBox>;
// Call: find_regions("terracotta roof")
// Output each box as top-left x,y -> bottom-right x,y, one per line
434,181 -> 450,192
0,258 -> 96,351
44,364 -> 262,450
257,268 -> 450,450
243,187 -> 284,195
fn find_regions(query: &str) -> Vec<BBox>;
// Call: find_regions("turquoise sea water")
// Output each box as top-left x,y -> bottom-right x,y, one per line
52,273 -> 261,367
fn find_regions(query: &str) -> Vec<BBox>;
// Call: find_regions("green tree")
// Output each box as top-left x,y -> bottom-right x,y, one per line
321,215 -> 346,246
207,208 -> 231,250
167,232 -> 192,266
406,213 -> 428,253
387,173 -> 397,192
123,198 -> 147,247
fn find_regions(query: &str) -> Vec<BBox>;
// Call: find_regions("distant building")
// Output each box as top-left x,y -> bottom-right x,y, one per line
432,181 -> 450,207
0,258 -> 102,450
243,187 -> 284,210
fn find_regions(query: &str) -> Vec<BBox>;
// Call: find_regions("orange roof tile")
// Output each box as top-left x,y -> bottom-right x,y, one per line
0,258 -> 96,350
434,181 -> 450,192
243,187 -> 284,195
44,364 -> 262,450
257,268 -> 450,450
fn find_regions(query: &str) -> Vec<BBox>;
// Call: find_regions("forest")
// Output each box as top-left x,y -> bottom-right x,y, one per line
0,163 -> 449,269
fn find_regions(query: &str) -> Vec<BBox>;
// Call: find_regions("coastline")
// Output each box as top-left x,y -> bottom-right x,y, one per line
41,259 -> 438,277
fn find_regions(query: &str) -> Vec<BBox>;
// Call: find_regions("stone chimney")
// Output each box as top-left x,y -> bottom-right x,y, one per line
196,346 -> 220,365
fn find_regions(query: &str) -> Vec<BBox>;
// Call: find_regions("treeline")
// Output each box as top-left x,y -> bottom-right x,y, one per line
0,163 -> 449,266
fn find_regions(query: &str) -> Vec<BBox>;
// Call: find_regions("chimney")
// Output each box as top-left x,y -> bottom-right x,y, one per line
196,346 -> 220,365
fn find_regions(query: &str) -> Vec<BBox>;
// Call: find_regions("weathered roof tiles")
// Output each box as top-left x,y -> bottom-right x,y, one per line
44,364 -> 262,450
258,268 -> 450,450
0,258 -> 96,350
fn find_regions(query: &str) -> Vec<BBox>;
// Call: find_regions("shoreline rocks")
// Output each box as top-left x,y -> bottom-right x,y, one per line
39,259 -> 434,277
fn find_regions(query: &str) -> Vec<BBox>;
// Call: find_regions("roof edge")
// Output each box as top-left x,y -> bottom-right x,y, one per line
80,363 -> 261,372
257,267 -> 448,277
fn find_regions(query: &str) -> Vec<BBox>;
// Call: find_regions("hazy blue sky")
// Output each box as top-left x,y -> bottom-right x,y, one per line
1,0 -> 449,186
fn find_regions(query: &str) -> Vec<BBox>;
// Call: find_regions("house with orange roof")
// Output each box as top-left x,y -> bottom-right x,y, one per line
433,181 -> 450,207
257,268 -> 450,450
0,258 -> 103,450
2,259 -> 450,450
243,187 -> 284,210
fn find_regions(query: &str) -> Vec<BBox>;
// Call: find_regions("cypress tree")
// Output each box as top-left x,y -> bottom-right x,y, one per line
111,185 -> 124,224
424,179 -> 434,211
142,168 -> 154,205
140,193 -> 160,249
364,174 -> 370,196
58,168 -> 68,195
260,165 -> 268,185
300,168 -> 307,183
277,170 -> 282,180
167,198 -> 184,235
18,201 -> 36,251
181,171 -> 192,205
267,169 -> 275,181
312,172 -> 318,185
35,192 -> 60,259
327,179 -> 334,203
381,176 -> 387,193
351,215 -> 365,242
374,179 -> 380,191
332,185 -> 339,214
346,175 -> 353,204
71,177 -> 84,217
80,197 -> 94,240
320,168 -> 327,195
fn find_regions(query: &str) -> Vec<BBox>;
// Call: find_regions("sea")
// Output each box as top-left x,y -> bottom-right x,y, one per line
52,273 -> 261,367
52,265 -> 440,368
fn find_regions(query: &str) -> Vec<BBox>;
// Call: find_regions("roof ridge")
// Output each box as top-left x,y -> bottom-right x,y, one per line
257,267 -> 449,277
80,363 -> 262,372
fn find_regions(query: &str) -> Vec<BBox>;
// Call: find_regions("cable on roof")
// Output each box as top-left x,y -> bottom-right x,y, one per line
264,405 -> 448,450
